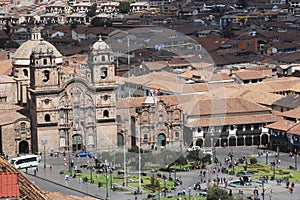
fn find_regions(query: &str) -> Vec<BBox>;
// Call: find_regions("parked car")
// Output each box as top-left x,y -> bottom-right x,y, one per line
187,146 -> 201,151
202,149 -> 213,155
75,152 -> 91,157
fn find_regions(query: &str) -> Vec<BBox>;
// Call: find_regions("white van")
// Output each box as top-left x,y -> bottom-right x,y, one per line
202,149 -> 213,155
187,146 -> 201,151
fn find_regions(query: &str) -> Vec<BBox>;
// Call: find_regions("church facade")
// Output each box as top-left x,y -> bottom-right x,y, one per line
12,27 -> 118,154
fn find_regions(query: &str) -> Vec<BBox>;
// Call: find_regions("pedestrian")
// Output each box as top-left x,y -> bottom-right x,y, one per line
49,165 -> 52,170
65,174 -> 69,181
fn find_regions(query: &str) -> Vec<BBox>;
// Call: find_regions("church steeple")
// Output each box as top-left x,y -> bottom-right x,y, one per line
31,26 -> 42,41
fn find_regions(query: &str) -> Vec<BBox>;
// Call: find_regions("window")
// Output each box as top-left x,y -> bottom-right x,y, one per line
45,114 -> 51,122
0,97 -> 7,102
43,59 -> 47,65
103,110 -> 109,118
101,68 -> 107,79
20,122 -> 26,133
43,70 -> 50,82
117,133 -> 124,147
175,132 -> 179,140
144,134 -> 148,140
23,69 -> 28,77
116,115 -> 121,123
102,56 -> 105,61
103,95 -> 109,101
44,99 -> 50,105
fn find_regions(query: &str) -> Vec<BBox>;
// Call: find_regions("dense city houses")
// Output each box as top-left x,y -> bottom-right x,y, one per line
0,0 -> 299,158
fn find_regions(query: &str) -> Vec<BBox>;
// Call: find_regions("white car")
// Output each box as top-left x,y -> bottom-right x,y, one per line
187,146 -> 201,151
202,149 -> 213,155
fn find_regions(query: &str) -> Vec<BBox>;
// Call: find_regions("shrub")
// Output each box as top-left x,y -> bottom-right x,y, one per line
250,157 -> 257,164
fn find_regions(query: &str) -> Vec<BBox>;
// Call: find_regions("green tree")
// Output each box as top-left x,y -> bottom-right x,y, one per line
172,155 -> 187,166
87,3 -> 98,17
207,185 -> 234,200
119,1 -> 130,13
187,150 -> 202,161
250,157 -> 257,164
91,17 -> 112,27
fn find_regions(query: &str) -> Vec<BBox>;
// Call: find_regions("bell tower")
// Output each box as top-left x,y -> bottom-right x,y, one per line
88,35 -> 118,150
88,35 -> 116,85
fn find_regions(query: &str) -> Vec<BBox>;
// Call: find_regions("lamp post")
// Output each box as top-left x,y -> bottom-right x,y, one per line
41,139 -> 47,168
105,165 -> 109,199
163,176 -> 166,197
294,149 -> 298,170
123,132 -> 127,186
152,170 -> 155,199
266,151 -> 268,164
89,165 -> 93,184
188,186 -> 191,200
230,147 -> 235,175
110,169 -> 113,189
261,179 -> 265,200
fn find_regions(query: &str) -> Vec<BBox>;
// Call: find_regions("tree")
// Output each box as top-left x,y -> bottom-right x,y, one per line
91,17 -> 112,27
87,3 -> 98,17
119,1 -> 130,13
172,155 -> 187,166
207,185 -> 235,200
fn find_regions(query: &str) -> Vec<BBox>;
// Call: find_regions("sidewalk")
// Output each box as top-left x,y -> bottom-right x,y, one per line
24,163 -> 144,200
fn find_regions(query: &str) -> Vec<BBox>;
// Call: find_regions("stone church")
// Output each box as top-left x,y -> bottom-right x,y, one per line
11,27 -> 118,154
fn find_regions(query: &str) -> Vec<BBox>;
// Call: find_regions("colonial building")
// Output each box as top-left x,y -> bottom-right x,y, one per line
10,27 -> 118,155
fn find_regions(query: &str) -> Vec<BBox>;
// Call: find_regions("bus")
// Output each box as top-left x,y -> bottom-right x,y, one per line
9,155 -> 39,169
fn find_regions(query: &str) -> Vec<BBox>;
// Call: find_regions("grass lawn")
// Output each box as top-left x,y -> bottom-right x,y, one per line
232,163 -> 300,182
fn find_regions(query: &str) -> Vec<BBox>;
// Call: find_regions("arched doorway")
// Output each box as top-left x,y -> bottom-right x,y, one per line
196,138 -> 203,148
245,136 -> 252,146
229,136 -> 236,146
253,135 -> 260,146
262,134 -> 269,146
117,133 -> 124,147
72,134 -> 83,152
19,141 -> 29,154
237,137 -> 244,146
157,133 -> 166,148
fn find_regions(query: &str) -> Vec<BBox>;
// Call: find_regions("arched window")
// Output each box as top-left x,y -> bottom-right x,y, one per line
20,122 -> 26,133
117,133 -> 124,147
43,70 -> 50,82
101,68 -> 107,79
45,114 -> 51,122
144,134 -> 148,140
175,132 -> 179,140
23,69 -> 28,77
103,110 -> 109,118
116,115 -> 121,123
43,58 -> 47,65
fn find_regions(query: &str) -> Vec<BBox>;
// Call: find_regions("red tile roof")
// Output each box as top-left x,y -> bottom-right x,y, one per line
0,172 -> 19,198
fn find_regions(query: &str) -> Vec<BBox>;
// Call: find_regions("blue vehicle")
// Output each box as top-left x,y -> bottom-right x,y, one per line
75,152 -> 91,157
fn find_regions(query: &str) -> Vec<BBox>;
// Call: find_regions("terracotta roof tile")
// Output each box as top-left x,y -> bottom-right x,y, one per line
266,119 -> 296,131
187,113 -> 278,127
280,107 -> 300,119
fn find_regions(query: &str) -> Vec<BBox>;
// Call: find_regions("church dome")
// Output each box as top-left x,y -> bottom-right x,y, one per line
12,27 -> 62,66
91,35 -> 111,51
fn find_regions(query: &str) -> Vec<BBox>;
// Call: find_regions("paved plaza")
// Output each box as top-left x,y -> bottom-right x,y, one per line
22,146 -> 300,200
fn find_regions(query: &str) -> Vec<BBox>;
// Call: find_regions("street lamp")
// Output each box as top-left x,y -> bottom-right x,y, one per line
110,169 -> 113,189
188,186 -> 191,200
230,147 -> 235,175
266,151 -> 268,164
152,170 -> 155,199
105,165 -> 109,199
89,165 -> 93,184
163,175 -> 166,197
